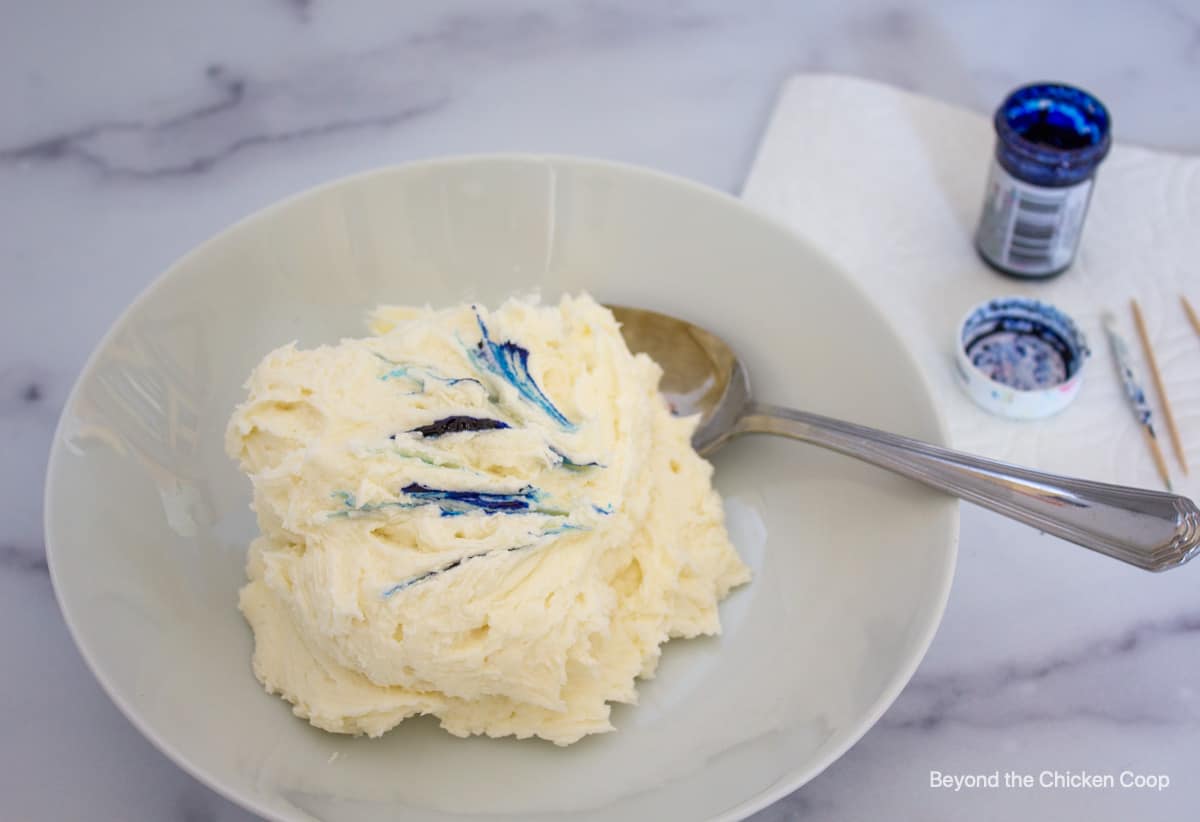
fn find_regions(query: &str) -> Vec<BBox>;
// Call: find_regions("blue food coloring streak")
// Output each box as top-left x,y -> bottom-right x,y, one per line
382,368 -> 482,390
407,416 -> 510,438
330,484 -> 564,519
381,525 -> 589,597
469,310 -> 575,430
401,482 -> 541,516
540,522 -> 587,536
592,503 -> 613,515
374,355 -> 483,391
381,547 -> 514,596
550,446 -> 602,470
328,490 -> 414,518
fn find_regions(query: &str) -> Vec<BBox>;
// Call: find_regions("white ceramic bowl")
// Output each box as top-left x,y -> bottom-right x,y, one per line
45,156 -> 957,822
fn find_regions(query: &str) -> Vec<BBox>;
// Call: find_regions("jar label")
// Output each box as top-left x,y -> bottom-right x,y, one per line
975,160 -> 1094,276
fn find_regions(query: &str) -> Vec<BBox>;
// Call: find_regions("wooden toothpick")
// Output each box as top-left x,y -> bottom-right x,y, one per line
1130,299 -> 1188,476
1183,295 -> 1200,341
1142,427 -> 1174,492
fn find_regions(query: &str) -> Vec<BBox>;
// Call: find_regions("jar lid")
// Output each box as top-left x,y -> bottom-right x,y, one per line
955,296 -> 1090,419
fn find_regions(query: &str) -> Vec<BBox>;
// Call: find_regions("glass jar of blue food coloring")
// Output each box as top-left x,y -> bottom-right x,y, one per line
975,83 -> 1111,279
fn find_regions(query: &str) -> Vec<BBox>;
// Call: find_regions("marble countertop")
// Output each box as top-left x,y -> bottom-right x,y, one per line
4,1 -> 1198,820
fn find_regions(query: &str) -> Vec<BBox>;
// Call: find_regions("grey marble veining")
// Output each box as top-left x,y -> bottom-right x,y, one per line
884,609 -> 1200,732
4,1 -> 1199,820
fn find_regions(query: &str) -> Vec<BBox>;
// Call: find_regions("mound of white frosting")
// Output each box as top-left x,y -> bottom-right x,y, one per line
226,293 -> 749,745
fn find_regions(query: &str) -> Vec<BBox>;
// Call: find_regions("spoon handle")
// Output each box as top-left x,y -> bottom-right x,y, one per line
737,403 -> 1200,571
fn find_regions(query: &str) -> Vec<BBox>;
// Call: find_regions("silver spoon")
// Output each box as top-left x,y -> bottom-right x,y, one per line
610,305 -> 1200,572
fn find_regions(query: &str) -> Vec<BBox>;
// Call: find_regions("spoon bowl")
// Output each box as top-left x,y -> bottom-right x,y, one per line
609,304 -> 747,454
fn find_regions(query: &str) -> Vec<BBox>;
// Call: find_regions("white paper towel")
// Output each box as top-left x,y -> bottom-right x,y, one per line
743,74 -> 1199,499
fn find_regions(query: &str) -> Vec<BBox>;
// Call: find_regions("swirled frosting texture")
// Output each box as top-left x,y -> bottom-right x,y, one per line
226,293 -> 749,745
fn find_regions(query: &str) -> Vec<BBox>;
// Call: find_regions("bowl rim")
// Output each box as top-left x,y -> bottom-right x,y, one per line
43,152 -> 959,822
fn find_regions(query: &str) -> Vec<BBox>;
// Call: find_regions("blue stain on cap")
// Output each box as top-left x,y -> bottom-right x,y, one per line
955,297 -> 1090,419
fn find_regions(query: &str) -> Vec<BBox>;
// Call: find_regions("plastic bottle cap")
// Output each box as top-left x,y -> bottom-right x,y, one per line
954,296 -> 1090,419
